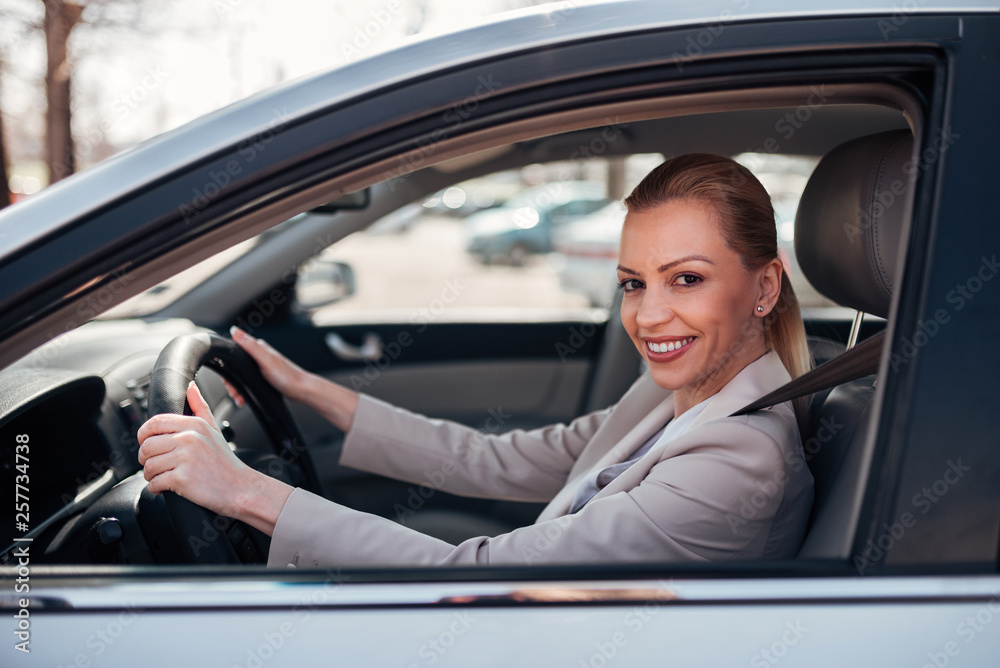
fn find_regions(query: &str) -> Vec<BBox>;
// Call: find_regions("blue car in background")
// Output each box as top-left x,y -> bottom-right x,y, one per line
464,181 -> 610,265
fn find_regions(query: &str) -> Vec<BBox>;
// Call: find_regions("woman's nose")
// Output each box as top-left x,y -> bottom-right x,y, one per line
634,289 -> 675,329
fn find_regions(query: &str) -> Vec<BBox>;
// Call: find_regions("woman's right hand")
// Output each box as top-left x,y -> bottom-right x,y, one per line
229,326 -> 311,404
228,326 -> 360,431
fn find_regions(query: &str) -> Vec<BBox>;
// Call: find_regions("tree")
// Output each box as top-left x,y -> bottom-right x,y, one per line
35,0 -> 171,185
0,54 -> 10,209
44,0 -> 84,184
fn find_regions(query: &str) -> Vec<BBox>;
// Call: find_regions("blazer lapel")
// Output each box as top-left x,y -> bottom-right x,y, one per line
536,351 -> 793,522
616,351 -> 793,473
685,350 -> 792,433
536,392 -> 674,522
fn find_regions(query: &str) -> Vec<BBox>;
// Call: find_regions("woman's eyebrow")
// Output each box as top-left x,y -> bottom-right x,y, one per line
658,254 -> 714,273
617,255 -> 715,276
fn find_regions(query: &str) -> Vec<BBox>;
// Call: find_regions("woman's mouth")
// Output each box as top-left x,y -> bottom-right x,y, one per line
644,336 -> 695,361
646,337 -> 694,354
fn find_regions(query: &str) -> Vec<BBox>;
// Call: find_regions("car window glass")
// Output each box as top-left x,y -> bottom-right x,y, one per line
734,152 -> 837,312
308,155 -> 662,326
307,152 -> 835,326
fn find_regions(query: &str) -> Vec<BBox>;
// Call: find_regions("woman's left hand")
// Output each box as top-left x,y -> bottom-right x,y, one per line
138,382 -> 297,536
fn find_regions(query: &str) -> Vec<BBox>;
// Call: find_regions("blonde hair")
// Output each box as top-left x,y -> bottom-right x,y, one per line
625,154 -> 812,420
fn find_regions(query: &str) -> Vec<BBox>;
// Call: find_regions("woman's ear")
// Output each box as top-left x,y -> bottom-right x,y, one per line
755,258 -> 784,316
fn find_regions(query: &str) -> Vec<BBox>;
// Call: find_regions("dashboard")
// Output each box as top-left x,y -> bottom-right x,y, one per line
0,318 -> 252,565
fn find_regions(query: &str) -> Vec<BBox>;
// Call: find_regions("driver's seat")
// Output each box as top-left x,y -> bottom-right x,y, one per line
793,129 -> 915,559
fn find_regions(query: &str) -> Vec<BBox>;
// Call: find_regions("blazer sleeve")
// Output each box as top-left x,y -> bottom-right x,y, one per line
267,416 -> 813,568
337,393 -> 613,503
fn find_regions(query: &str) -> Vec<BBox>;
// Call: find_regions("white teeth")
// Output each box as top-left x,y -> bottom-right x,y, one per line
646,337 -> 692,354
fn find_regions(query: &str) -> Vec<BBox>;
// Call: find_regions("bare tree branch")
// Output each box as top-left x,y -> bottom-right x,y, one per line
44,0 -> 84,183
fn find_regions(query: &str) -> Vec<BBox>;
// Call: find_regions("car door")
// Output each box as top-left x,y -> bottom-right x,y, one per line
4,4 -> 1000,666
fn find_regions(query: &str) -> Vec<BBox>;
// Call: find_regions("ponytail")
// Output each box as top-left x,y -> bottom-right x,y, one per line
767,272 -> 812,422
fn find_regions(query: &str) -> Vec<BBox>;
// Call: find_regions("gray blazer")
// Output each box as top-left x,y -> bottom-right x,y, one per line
268,351 -> 814,568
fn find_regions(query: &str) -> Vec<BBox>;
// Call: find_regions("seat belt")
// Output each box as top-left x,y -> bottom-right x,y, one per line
730,330 -> 885,416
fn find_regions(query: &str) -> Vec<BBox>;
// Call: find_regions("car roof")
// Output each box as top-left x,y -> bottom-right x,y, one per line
0,0 -> 995,259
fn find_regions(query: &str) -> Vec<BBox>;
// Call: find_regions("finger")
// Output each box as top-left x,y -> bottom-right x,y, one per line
146,468 -> 183,496
141,448 -> 178,483
223,379 -> 246,408
231,325 -> 263,358
231,326 -> 278,364
187,382 -> 221,431
138,430 -> 189,466
230,325 -> 249,344
137,413 -> 202,445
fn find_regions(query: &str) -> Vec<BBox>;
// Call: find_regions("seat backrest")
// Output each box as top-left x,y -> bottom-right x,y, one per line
798,378 -> 876,558
793,129 -> 915,559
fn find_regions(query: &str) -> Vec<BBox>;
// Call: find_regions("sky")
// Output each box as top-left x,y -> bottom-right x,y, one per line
1,0 -> 563,192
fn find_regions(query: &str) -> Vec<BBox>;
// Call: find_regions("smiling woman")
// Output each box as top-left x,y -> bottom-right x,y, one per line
137,153 -> 815,568
618,153 -> 811,419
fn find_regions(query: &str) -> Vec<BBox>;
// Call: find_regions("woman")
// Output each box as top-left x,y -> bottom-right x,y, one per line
138,154 -> 815,567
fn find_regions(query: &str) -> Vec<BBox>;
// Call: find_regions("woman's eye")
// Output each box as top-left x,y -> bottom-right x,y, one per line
676,274 -> 702,286
618,278 -> 644,292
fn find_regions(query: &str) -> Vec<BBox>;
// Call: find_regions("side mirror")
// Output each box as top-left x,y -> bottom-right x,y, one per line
294,259 -> 356,312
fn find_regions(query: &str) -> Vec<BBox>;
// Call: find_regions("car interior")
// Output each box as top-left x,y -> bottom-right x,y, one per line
0,83 -> 920,571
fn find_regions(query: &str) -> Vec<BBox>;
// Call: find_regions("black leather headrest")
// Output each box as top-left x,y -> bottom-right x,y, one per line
794,130 -> 914,318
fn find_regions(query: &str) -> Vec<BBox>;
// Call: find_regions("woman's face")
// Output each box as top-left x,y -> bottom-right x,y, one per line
617,198 -> 774,408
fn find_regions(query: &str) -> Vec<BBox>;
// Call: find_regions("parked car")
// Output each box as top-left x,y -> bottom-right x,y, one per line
2,1 -> 999,665
464,180 -> 610,265
550,200 -> 626,307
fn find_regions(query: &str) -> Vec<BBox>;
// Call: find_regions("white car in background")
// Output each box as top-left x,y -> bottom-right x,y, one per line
550,200 -> 626,307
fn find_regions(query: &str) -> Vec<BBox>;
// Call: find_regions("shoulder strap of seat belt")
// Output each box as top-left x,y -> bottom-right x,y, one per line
730,330 -> 885,417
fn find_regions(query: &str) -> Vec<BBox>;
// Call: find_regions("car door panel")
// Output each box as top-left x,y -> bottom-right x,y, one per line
236,319 -> 604,528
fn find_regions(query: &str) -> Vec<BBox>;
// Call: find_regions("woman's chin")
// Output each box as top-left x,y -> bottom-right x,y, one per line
646,365 -> 697,393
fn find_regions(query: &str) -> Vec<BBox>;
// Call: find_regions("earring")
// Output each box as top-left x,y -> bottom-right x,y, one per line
756,306 -> 764,313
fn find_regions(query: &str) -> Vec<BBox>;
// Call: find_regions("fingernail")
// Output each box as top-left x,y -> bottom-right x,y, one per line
230,325 -> 242,341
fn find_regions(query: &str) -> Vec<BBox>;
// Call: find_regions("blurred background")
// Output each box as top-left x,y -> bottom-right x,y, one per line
0,0 -> 829,313
0,0 -> 569,203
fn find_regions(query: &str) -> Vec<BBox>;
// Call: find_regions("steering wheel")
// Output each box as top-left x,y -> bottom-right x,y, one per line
146,332 -> 321,564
